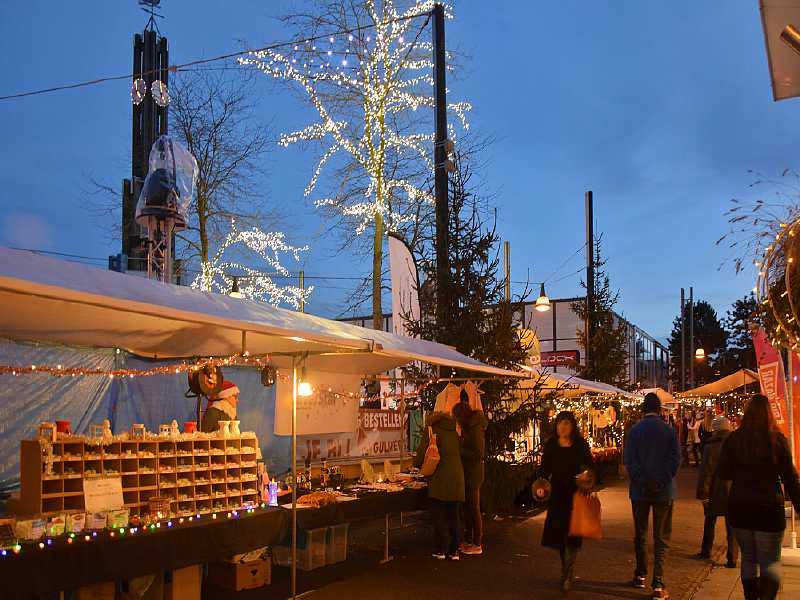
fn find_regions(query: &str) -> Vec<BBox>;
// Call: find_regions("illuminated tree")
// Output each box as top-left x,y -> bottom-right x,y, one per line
190,220 -> 312,309
241,0 -> 470,327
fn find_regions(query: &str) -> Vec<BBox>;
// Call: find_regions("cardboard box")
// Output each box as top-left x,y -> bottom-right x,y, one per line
207,558 -> 271,591
165,564 -> 202,600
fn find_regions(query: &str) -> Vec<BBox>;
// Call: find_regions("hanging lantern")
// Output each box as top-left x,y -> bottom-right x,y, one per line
130,78 -> 147,105
535,283 -> 551,312
261,365 -> 276,387
151,80 -> 170,107
695,347 -> 706,360
297,366 -> 313,397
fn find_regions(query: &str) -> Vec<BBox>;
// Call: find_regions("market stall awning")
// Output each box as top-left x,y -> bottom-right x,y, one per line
520,367 -> 641,399
639,387 -> 675,406
677,368 -> 759,398
759,0 -> 800,101
0,248 -> 521,377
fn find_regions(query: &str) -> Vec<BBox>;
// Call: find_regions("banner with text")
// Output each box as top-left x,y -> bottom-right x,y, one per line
298,409 -> 408,462
752,327 -> 789,436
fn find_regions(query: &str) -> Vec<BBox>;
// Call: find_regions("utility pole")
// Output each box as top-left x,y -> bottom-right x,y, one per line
689,286 -> 695,389
585,190 -> 595,375
504,241 -> 511,302
433,2 -> 449,332
680,288 -> 686,391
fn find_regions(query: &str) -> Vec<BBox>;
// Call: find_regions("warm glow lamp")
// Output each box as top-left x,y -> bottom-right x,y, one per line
695,347 -> 706,360
297,367 -> 313,397
535,283 -> 551,312
781,24 -> 800,57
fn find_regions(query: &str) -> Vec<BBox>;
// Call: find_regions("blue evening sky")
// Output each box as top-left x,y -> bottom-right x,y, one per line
0,1 -> 790,341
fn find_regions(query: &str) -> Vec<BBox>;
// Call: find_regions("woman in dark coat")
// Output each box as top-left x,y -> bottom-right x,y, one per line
535,411 -> 595,593
453,402 -> 488,555
414,411 -> 465,560
717,395 -> 800,600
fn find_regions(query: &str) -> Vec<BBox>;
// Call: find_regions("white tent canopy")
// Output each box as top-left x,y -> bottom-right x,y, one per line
521,367 -> 641,399
0,248 -> 521,378
677,368 -> 759,398
640,387 -> 675,406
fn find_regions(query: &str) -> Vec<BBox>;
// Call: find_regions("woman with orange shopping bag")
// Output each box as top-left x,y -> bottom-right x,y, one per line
533,411 -> 596,594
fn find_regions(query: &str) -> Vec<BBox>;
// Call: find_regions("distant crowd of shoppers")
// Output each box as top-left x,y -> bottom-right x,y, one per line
414,389 -> 800,600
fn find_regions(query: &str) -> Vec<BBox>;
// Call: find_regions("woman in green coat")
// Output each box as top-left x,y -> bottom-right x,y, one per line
453,402 -> 488,555
414,411 -> 465,560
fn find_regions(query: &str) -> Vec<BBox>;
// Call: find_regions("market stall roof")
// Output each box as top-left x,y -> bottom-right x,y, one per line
0,248 -> 522,378
640,387 -> 675,406
520,367 -> 641,399
677,368 -> 759,398
759,1 -> 800,101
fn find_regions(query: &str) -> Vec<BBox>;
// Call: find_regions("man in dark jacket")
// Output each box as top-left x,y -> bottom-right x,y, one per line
696,416 -> 737,566
624,393 -> 681,600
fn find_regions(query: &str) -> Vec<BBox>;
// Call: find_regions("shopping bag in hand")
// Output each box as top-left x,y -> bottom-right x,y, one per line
420,426 -> 440,476
569,491 -> 602,539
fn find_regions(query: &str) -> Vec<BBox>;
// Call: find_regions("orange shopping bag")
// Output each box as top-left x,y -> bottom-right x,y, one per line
569,491 -> 602,539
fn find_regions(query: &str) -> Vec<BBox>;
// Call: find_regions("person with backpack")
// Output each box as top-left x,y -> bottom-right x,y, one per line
414,405 -> 465,560
717,394 -> 800,600
624,393 -> 681,600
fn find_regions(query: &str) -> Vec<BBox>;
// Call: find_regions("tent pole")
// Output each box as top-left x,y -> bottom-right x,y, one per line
788,348 -> 797,550
291,356 -> 298,598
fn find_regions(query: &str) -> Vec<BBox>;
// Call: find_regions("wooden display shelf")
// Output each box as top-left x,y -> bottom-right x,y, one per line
19,434 -> 261,518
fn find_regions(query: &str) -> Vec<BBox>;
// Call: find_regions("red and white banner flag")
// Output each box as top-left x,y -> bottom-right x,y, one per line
752,327 -> 789,436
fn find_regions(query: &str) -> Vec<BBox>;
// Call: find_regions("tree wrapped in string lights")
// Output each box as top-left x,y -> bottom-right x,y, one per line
190,221 -> 312,309
240,0 -> 470,327
755,220 -> 800,348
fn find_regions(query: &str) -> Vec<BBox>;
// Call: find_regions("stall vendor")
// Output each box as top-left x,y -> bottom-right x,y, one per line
202,380 -> 239,433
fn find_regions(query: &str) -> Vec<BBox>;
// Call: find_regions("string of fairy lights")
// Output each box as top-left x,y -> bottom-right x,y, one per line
1,505 -> 266,558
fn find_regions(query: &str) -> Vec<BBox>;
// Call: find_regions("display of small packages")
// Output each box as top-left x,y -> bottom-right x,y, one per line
46,514 -> 66,537
67,512 -> 86,533
15,518 -> 46,541
86,512 -> 108,530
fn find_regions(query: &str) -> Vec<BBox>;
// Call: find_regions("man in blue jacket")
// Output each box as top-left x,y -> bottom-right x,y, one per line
624,393 -> 681,600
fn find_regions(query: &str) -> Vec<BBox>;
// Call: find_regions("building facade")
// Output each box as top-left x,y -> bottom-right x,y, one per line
342,296 -> 669,390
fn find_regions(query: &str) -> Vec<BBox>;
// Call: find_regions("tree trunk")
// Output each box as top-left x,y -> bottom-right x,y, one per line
372,209 -> 384,330
198,192 -> 211,290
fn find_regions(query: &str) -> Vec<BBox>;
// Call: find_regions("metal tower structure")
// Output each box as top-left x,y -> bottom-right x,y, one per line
121,1 -> 172,279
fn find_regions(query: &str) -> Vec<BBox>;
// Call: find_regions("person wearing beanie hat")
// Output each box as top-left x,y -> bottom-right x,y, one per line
201,380 -> 240,433
696,413 -> 737,567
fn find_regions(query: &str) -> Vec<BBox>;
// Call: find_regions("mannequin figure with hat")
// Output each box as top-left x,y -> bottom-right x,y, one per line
201,380 -> 240,433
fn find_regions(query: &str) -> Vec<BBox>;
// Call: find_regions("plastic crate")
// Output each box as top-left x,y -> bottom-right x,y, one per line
272,527 -> 327,571
325,523 -> 349,565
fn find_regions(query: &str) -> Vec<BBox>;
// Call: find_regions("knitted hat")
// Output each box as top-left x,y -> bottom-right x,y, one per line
712,416 -> 731,432
212,380 -> 239,400
642,392 -> 661,414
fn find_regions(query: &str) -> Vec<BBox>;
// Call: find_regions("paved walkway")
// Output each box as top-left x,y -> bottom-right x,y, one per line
690,537 -> 800,599
206,466 -> 722,599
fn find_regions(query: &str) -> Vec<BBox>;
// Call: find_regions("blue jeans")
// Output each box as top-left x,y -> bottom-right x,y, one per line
733,528 -> 783,583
